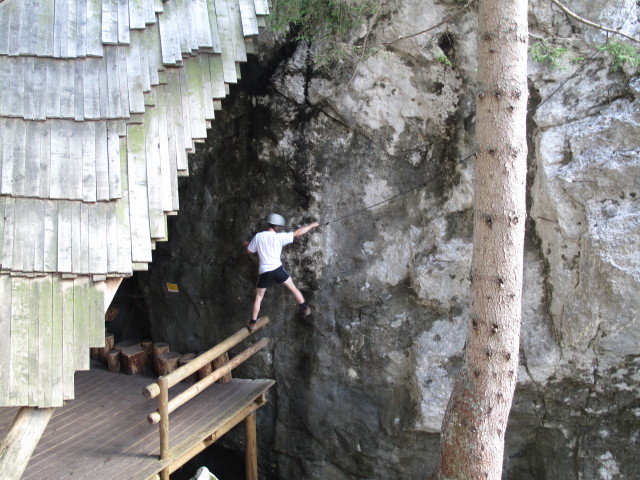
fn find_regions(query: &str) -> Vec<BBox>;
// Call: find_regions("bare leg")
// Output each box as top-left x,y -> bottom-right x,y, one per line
252,288 -> 267,320
282,278 -> 305,304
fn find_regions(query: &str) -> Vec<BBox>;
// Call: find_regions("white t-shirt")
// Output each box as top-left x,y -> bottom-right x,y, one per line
247,231 -> 294,274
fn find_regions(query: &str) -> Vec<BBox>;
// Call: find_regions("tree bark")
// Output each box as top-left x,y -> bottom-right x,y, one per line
107,349 -> 121,372
213,352 -> 233,383
197,352 -> 213,380
432,0 -> 528,478
141,339 -> 154,365
157,352 -> 182,376
101,333 -> 115,363
179,353 -> 197,383
120,346 -> 147,375
153,342 -> 170,375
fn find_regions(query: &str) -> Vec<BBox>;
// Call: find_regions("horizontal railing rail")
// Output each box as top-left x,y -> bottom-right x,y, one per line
143,317 -> 270,399
146,337 -> 269,424
144,316 -> 270,480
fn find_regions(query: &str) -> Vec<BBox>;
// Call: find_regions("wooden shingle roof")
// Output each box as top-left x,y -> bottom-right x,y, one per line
0,0 -> 269,408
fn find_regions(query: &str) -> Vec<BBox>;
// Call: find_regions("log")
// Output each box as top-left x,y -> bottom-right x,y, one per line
107,349 -> 121,372
90,347 -> 101,360
245,412 -> 258,480
115,338 -> 141,350
157,352 -> 182,376
141,339 -> 154,366
0,407 -> 55,480
121,346 -> 147,375
147,338 -> 270,423
145,317 -> 270,394
100,333 -> 115,363
197,352 -> 213,380
105,305 -> 120,322
153,342 -> 170,374
213,352 -> 233,383
178,353 -> 197,383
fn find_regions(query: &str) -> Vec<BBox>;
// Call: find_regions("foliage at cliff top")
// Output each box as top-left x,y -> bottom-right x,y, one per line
269,0 -> 377,42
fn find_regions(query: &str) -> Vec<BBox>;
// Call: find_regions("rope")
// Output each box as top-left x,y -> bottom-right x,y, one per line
322,151 -> 476,226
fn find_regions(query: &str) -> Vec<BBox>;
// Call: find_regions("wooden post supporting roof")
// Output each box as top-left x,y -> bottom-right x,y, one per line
245,412 -> 258,480
0,407 -> 55,480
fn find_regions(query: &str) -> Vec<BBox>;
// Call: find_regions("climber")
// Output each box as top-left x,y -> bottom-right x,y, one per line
243,213 -> 320,331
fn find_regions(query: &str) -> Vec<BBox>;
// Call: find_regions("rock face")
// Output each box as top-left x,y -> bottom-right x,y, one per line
137,1 -> 640,478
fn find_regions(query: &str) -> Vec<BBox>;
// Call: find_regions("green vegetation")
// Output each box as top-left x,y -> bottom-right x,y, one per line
267,0 -> 378,66
530,38 -> 640,73
269,0 -> 376,42
528,40 -> 582,69
597,41 -> 640,71
433,46 -> 452,67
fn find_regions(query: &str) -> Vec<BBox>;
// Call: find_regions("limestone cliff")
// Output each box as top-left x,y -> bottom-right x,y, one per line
138,1 -> 640,478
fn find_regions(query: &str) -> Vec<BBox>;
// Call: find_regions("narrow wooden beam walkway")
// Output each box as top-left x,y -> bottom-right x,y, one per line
0,364 -> 273,480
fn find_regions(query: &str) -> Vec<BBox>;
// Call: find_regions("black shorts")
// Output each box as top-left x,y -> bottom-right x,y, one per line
256,266 -> 290,288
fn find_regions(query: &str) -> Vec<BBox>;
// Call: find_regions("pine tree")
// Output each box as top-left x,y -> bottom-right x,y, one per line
432,0 -> 529,477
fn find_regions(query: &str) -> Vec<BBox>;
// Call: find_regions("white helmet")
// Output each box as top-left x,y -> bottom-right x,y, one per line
267,213 -> 286,227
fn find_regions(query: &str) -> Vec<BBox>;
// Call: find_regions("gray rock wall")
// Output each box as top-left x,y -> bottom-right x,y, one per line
137,1 -> 640,478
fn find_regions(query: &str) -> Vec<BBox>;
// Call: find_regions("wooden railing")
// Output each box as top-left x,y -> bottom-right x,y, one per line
143,317 -> 270,480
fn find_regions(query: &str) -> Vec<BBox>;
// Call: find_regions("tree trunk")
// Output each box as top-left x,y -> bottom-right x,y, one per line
432,0 -> 528,478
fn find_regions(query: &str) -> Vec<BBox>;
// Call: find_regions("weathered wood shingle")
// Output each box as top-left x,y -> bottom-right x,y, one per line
0,0 -> 269,407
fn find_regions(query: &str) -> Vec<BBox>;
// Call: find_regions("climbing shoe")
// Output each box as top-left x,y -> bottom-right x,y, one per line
299,303 -> 314,317
246,319 -> 257,331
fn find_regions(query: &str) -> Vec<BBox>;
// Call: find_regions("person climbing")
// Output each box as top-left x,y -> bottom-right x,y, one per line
243,213 -> 320,331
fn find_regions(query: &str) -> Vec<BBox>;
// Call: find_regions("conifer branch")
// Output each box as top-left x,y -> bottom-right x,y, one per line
549,0 -> 640,44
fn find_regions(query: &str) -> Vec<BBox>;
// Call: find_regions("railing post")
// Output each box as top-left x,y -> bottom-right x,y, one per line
158,376 -> 170,480
245,411 -> 258,480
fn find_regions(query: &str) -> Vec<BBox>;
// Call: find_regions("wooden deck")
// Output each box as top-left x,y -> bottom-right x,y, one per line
0,364 -> 274,480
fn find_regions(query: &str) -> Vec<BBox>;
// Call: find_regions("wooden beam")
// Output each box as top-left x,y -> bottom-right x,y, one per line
158,376 -> 170,480
0,407 -> 55,480
245,412 -> 257,480
166,397 -> 266,475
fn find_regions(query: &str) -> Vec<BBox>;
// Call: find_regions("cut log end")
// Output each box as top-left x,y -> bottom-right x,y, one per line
121,346 -> 146,375
157,351 -> 182,376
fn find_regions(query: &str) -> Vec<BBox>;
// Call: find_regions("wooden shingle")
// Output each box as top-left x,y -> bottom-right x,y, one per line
0,0 -> 269,409
239,0 -> 259,37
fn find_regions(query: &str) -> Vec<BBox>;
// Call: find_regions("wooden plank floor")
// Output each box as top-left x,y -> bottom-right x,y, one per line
0,363 -> 273,480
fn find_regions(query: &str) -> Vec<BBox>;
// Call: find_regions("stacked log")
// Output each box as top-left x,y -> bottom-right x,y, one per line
90,346 -> 101,360
179,354 -> 197,383
90,332 -> 114,361
153,342 -> 170,374
101,334 -> 115,363
120,346 -> 146,375
93,334 -> 241,383
197,352 -> 213,380
213,353 -> 233,383
156,352 -> 182,376
141,340 -> 154,368
107,350 -> 121,372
